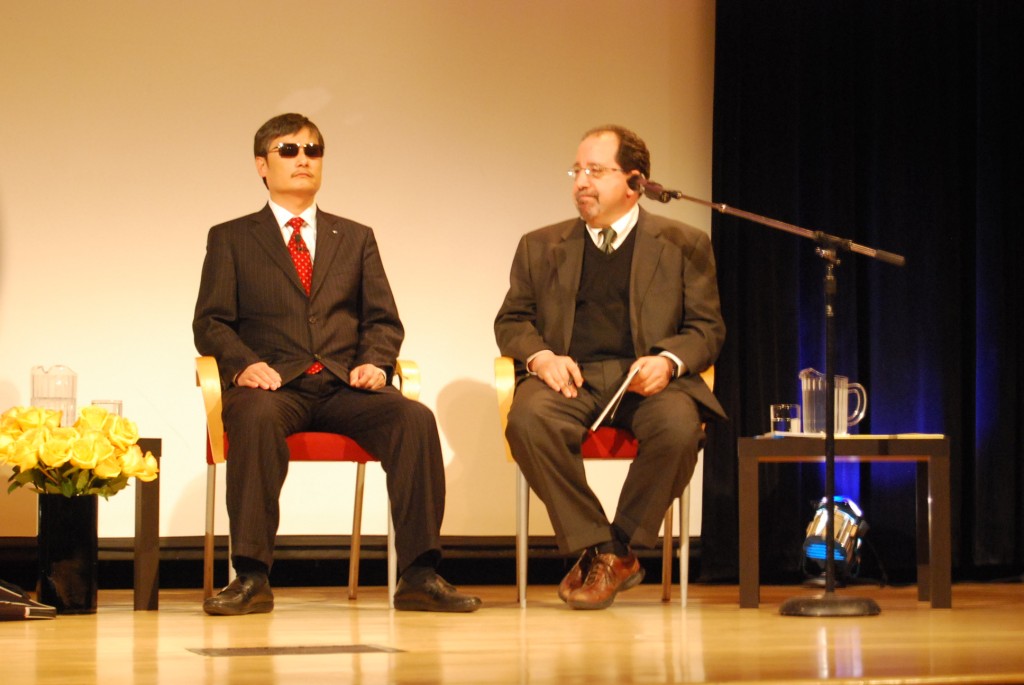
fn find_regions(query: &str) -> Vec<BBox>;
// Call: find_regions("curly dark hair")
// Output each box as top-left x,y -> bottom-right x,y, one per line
582,125 -> 650,180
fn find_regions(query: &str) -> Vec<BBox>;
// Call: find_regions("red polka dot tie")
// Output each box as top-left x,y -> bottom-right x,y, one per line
286,217 -> 323,375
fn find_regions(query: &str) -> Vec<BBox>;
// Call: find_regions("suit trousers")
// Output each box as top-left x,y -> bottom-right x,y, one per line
505,358 -> 704,554
221,371 -> 445,574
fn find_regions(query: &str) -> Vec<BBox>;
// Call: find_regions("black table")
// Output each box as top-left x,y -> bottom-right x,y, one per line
738,434 -> 951,608
134,438 -> 160,610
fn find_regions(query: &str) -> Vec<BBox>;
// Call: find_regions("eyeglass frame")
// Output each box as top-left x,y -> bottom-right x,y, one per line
266,142 -> 325,158
567,165 -> 624,180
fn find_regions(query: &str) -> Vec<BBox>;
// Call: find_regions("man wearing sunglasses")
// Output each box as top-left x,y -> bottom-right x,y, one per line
494,125 -> 725,609
193,113 -> 480,615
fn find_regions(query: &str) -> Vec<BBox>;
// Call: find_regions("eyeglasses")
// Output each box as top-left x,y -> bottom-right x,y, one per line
567,165 -> 623,180
267,143 -> 325,158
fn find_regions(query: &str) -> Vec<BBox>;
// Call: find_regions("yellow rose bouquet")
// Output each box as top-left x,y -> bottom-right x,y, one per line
0,405 -> 158,498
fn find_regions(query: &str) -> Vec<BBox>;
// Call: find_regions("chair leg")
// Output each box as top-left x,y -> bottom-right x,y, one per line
349,463 -> 367,600
661,502 -> 673,602
516,466 -> 529,608
204,464 -> 217,599
387,503 -> 397,609
679,483 -> 691,608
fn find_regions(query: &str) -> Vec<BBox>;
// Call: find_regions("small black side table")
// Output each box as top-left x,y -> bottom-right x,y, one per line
738,434 -> 951,609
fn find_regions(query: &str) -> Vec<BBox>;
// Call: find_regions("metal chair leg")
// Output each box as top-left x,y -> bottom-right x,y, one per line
680,483 -> 691,608
204,464 -> 217,599
387,504 -> 397,609
661,502 -> 673,602
348,463 -> 367,599
516,467 -> 529,608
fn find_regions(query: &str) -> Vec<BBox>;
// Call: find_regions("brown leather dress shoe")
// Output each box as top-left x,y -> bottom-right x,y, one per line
558,548 -> 596,603
203,574 -> 274,616
567,551 -> 645,610
394,571 -> 482,613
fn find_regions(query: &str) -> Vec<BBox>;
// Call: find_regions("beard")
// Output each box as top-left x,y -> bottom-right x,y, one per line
574,193 -> 600,223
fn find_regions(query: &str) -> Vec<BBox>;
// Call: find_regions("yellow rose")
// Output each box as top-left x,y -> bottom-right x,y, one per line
1,407 -> 23,438
0,433 -> 14,463
75,405 -> 109,432
6,439 -> 39,471
39,428 -> 76,468
106,416 -> 140,450
51,427 -> 78,440
94,454 -> 122,479
140,453 -> 159,482
70,432 -> 115,470
9,406 -> 61,433
121,445 -> 159,482
19,427 -> 47,450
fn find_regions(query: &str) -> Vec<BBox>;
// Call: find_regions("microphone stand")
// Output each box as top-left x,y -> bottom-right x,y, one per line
647,181 -> 904,616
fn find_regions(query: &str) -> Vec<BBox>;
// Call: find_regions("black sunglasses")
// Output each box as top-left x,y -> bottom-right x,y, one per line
267,143 -> 324,158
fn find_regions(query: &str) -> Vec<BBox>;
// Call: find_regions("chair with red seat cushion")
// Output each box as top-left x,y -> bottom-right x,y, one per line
196,356 -> 413,605
495,356 -> 713,607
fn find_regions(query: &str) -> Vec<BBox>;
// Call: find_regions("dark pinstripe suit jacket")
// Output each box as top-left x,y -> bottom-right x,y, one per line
494,206 -> 726,419
193,204 -> 404,389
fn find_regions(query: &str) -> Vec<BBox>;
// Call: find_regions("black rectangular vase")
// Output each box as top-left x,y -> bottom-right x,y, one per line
37,494 -> 98,614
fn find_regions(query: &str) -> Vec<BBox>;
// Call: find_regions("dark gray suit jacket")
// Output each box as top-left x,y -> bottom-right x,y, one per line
193,204 -> 403,389
494,207 -> 726,419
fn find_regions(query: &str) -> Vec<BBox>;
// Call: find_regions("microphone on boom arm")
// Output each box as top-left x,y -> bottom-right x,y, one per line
641,179 -> 684,203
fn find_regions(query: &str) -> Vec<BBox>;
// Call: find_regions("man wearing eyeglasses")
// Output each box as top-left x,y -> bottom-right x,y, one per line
193,113 -> 480,615
494,125 -> 725,609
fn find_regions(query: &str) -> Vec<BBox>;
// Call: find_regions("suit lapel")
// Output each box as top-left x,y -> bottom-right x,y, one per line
310,210 -> 343,299
630,210 -> 665,351
553,220 -> 585,352
251,205 -> 306,294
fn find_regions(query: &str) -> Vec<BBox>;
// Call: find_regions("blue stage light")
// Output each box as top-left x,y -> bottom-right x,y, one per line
802,496 -> 867,578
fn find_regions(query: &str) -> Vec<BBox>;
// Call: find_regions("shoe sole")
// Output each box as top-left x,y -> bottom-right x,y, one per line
567,567 -> 646,610
203,600 -> 274,616
393,599 -> 481,613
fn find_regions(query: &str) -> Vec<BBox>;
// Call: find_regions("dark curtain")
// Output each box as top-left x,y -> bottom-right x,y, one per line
701,1 -> 1024,584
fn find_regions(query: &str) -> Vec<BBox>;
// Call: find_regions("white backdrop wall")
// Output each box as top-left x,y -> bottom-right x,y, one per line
0,1 -> 716,543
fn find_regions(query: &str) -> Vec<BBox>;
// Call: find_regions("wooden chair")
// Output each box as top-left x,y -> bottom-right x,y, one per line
196,356 -> 413,606
495,356 -> 713,608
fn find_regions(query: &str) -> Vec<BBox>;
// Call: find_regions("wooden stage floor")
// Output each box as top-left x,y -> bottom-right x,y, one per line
3,582 -> 1023,684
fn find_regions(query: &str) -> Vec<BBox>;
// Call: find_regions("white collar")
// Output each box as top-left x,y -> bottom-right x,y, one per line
586,203 -> 639,250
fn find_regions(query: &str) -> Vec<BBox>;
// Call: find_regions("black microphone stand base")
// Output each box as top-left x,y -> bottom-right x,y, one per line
779,592 -> 881,617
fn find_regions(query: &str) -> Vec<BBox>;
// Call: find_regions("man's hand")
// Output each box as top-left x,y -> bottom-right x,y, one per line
626,356 -> 674,397
529,351 -> 584,398
350,363 -> 387,390
235,362 -> 282,390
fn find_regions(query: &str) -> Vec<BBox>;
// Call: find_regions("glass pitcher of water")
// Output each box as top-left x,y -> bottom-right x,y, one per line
799,368 -> 867,435
31,365 -> 78,427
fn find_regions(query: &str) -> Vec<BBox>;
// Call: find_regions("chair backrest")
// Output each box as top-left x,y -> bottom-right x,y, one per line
196,356 -> 226,464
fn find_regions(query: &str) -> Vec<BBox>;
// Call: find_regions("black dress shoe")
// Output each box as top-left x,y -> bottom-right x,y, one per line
394,570 -> 481,613
203,574 -> 274,616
